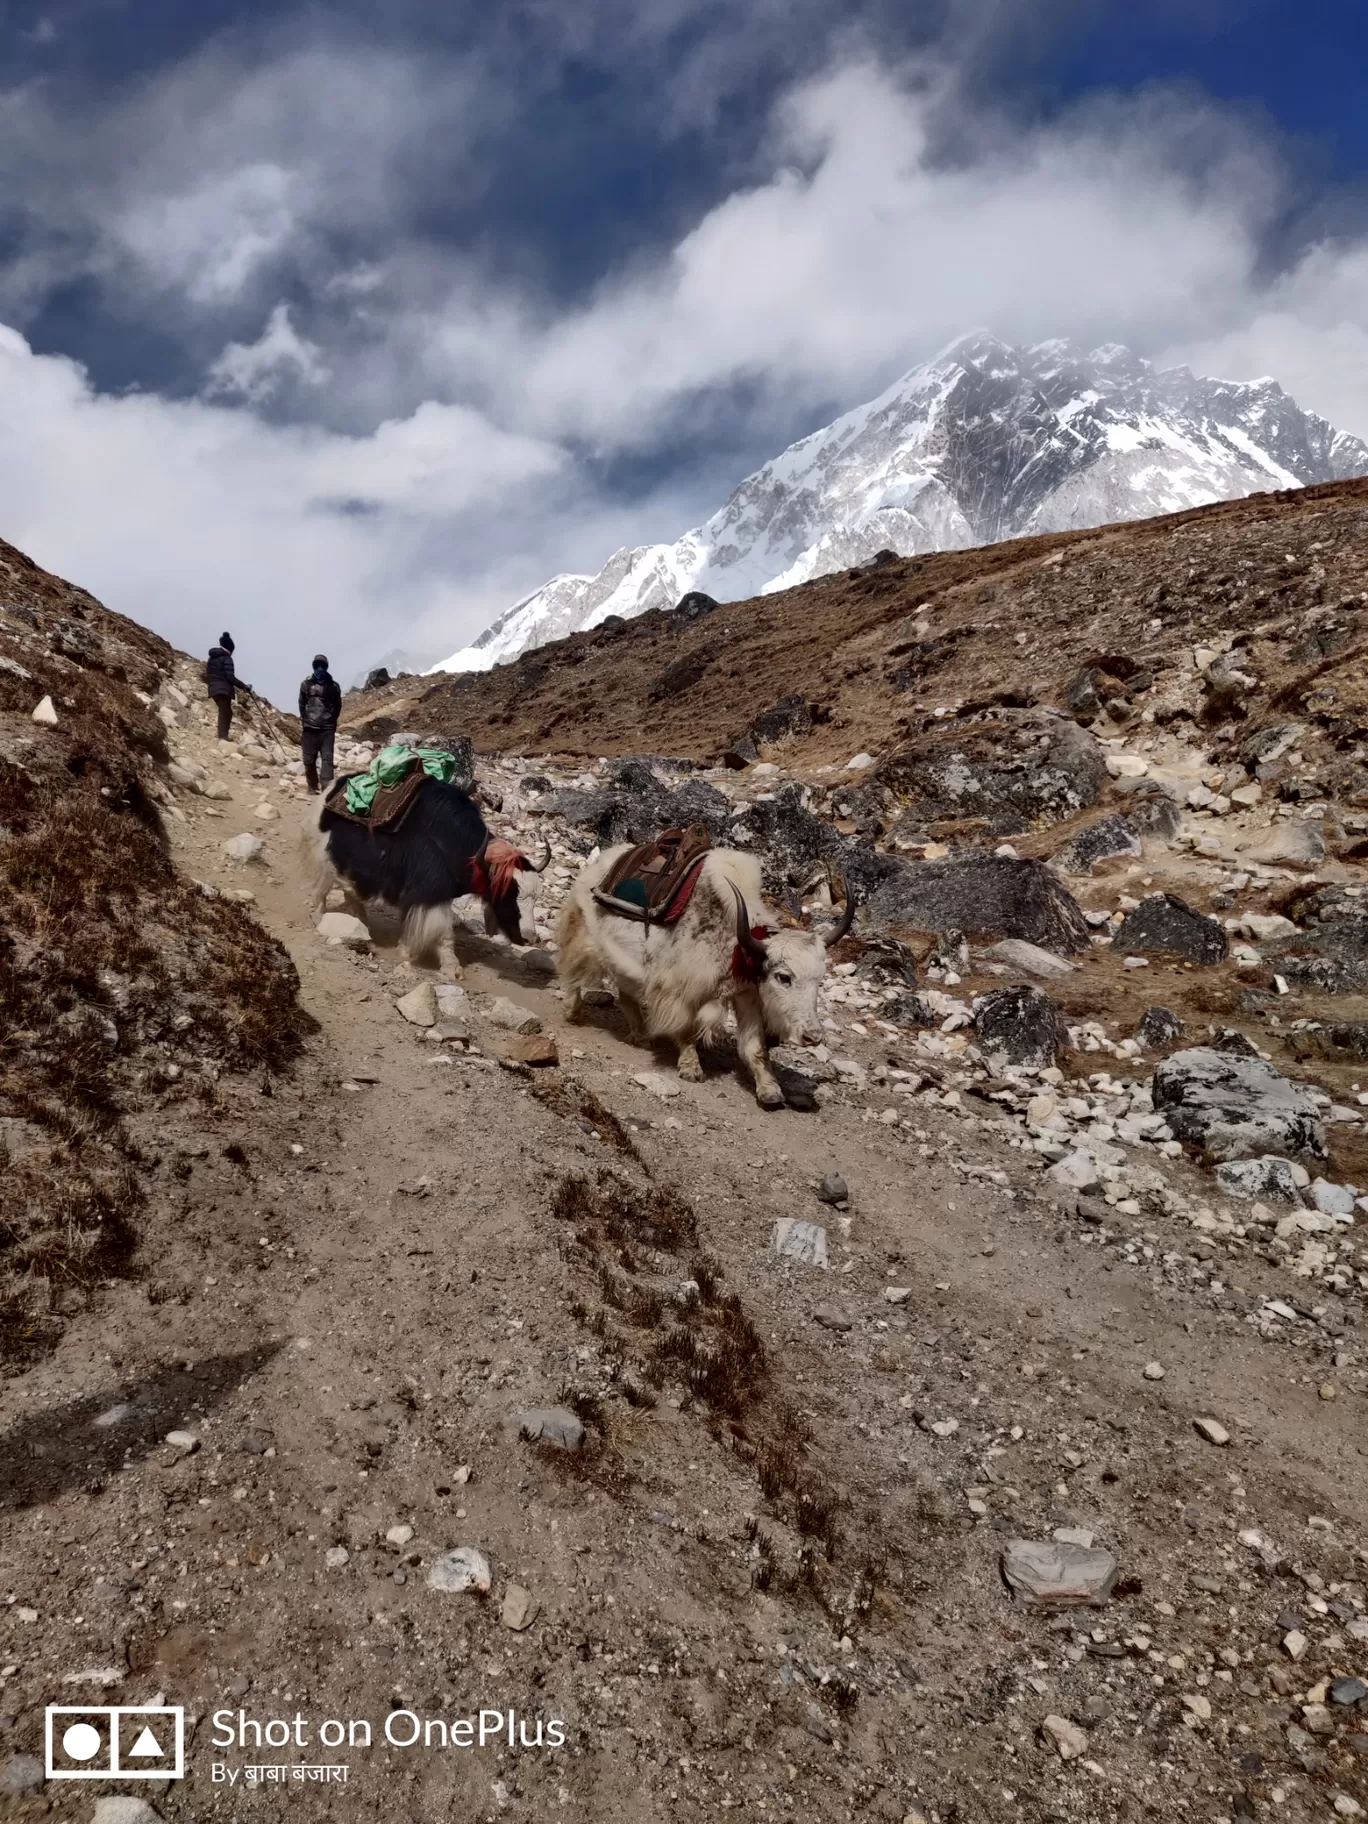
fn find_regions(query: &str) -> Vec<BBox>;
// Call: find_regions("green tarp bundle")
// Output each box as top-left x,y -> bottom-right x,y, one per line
343,743 -> 459,816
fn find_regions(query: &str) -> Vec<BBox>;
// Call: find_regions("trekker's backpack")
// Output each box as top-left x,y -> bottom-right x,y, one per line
301,679 -> 332,729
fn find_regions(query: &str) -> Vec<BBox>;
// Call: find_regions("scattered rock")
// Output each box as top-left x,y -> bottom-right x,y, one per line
983,938 -> 1075,979
316,911 -> 371,948
813,1305 -> 853,1332
1045,1151 -> 1103,1193
0,1755 -> 44,1794
426,1547 -> 491,1595
30,694 -> 57,726
816,1173 -> 849,1205
973,984 -> 1067,1069
1041,1714 -> 1089,1759
508,1407 -> 586,1451
164,1430 -> 199,1456
324,1545 -> 350,1569
501,1583 -> 539,1631
201,780 -> 233,801
1193,1418 -> 1231,1446
385,1524 -> 415,1548
1242,820 -> 1326,870
222,833 -> 264,865
1331,1678 -> 1368,1707
487,997 -> 542,1034
434,983 -> 469,1020
1215,1157 -> 1306,1204
92,1802 -> 163,1824
1112,893 -> 1228,965
396,984 -> 437,1027
1143,1361 -> 1165,1381
1001,1537 -> 1119,1607
1310,1179 -> 1357,1216
503,1035 -> 559,1067
772,1219 -> 829,1268
364,667 -> 391,689
633,1071 -> 681,1101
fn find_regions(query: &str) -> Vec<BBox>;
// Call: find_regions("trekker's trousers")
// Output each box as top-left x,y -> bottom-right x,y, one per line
302,726 -> 336,793
214,696 -> 233,740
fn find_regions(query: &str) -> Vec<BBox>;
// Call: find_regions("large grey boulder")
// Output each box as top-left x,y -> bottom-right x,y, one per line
973,985 -> 1068,1069
868,854 -> 1091,955
1214,1156 -> 1305,1204
1051,814 -> 1141,876
877,709 -> 1106,839
1152,1047 -> 1325,1164
1112,893 -> 1228,965
1266,885 -> 1368,994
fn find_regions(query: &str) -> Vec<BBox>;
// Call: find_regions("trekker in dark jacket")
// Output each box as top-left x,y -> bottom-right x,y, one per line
206,632 -> 237,741
298,654 -> 343,793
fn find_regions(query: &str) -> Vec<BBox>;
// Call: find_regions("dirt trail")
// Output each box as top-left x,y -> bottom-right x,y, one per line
4,723 -> 1368,1823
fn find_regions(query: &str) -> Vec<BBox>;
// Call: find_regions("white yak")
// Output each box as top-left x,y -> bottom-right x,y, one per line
556,847 -> 853,1108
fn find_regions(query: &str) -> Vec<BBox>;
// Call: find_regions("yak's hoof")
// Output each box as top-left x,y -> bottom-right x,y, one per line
755,1081 -> 785,1110
677,1053 -> 704,1083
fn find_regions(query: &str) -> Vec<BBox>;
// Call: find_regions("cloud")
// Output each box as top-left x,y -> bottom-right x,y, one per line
0,42 -> 1367,703
206,304 -> 331,403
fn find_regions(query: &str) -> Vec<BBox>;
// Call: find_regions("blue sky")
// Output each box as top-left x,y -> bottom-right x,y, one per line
0,0 -> 1366,698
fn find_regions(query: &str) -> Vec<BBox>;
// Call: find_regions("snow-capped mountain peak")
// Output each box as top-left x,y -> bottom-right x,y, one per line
432,332 -> 1368,674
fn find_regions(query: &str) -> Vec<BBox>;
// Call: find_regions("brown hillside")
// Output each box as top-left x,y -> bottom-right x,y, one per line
345,476 -> 1368,771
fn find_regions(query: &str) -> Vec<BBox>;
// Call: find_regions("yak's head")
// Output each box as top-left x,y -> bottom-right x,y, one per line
477,836 -> 550,945
729,881 -> 855,1046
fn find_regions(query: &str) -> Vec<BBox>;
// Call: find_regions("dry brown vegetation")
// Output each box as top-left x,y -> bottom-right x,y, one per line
0,539 -> 310,1365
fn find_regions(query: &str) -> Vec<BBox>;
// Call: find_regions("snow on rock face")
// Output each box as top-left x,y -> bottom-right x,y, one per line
435,331 -> 1368,674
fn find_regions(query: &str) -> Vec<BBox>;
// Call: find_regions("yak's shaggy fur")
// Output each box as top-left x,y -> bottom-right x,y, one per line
557,847 -> 835,1107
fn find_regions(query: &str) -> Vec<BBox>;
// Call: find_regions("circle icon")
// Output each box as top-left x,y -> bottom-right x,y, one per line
62,1722 -> 102,1762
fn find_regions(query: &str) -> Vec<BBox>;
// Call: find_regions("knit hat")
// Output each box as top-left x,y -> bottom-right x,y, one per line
219,631 -> 234,652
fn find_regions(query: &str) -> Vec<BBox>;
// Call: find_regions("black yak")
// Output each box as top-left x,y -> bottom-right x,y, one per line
310,778 -> 549,967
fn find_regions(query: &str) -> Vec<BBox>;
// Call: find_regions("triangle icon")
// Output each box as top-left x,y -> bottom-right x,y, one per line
128,1726 -> 163,1758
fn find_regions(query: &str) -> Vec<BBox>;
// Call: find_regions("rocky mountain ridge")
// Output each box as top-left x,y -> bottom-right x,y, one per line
434,332 -> 1368,673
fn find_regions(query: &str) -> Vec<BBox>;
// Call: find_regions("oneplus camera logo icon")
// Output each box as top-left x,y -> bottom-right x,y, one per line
45,1705 -> 186,1781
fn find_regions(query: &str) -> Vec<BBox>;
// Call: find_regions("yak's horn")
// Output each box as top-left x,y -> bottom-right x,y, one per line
822,876 -> 856,947
730,883 -> 769,968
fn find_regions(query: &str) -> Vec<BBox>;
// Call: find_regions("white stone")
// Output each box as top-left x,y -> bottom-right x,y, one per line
222,833 -> 264,865
486,997 -> 541,1034
396,984 -> 437,1027
426,1547 -> 491,1595
325,1546 -> 350,1569
1193,1417 -> 1230,1446
1105,754 -> 1147,778
201,780 -> 233,801
30,695 -> 57,726
164,1430 -> 199,1455
93,1801 -> 163,1824
385,1524 -> 415,1548
1310,1179 -> 1357,1217
316,912 -> 371,948
1243,912 -> 1297,942
252,802 -> 279,822
633,1071 -> 681,1100
772,1219 -> 829,1268
985,939 -> 1075,979
1229,783 -> 1262,806
1041,1714 -> 1088,1759
846,752 -> 873,769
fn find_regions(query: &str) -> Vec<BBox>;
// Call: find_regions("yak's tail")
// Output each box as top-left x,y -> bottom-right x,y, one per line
402,902 -> 451,970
